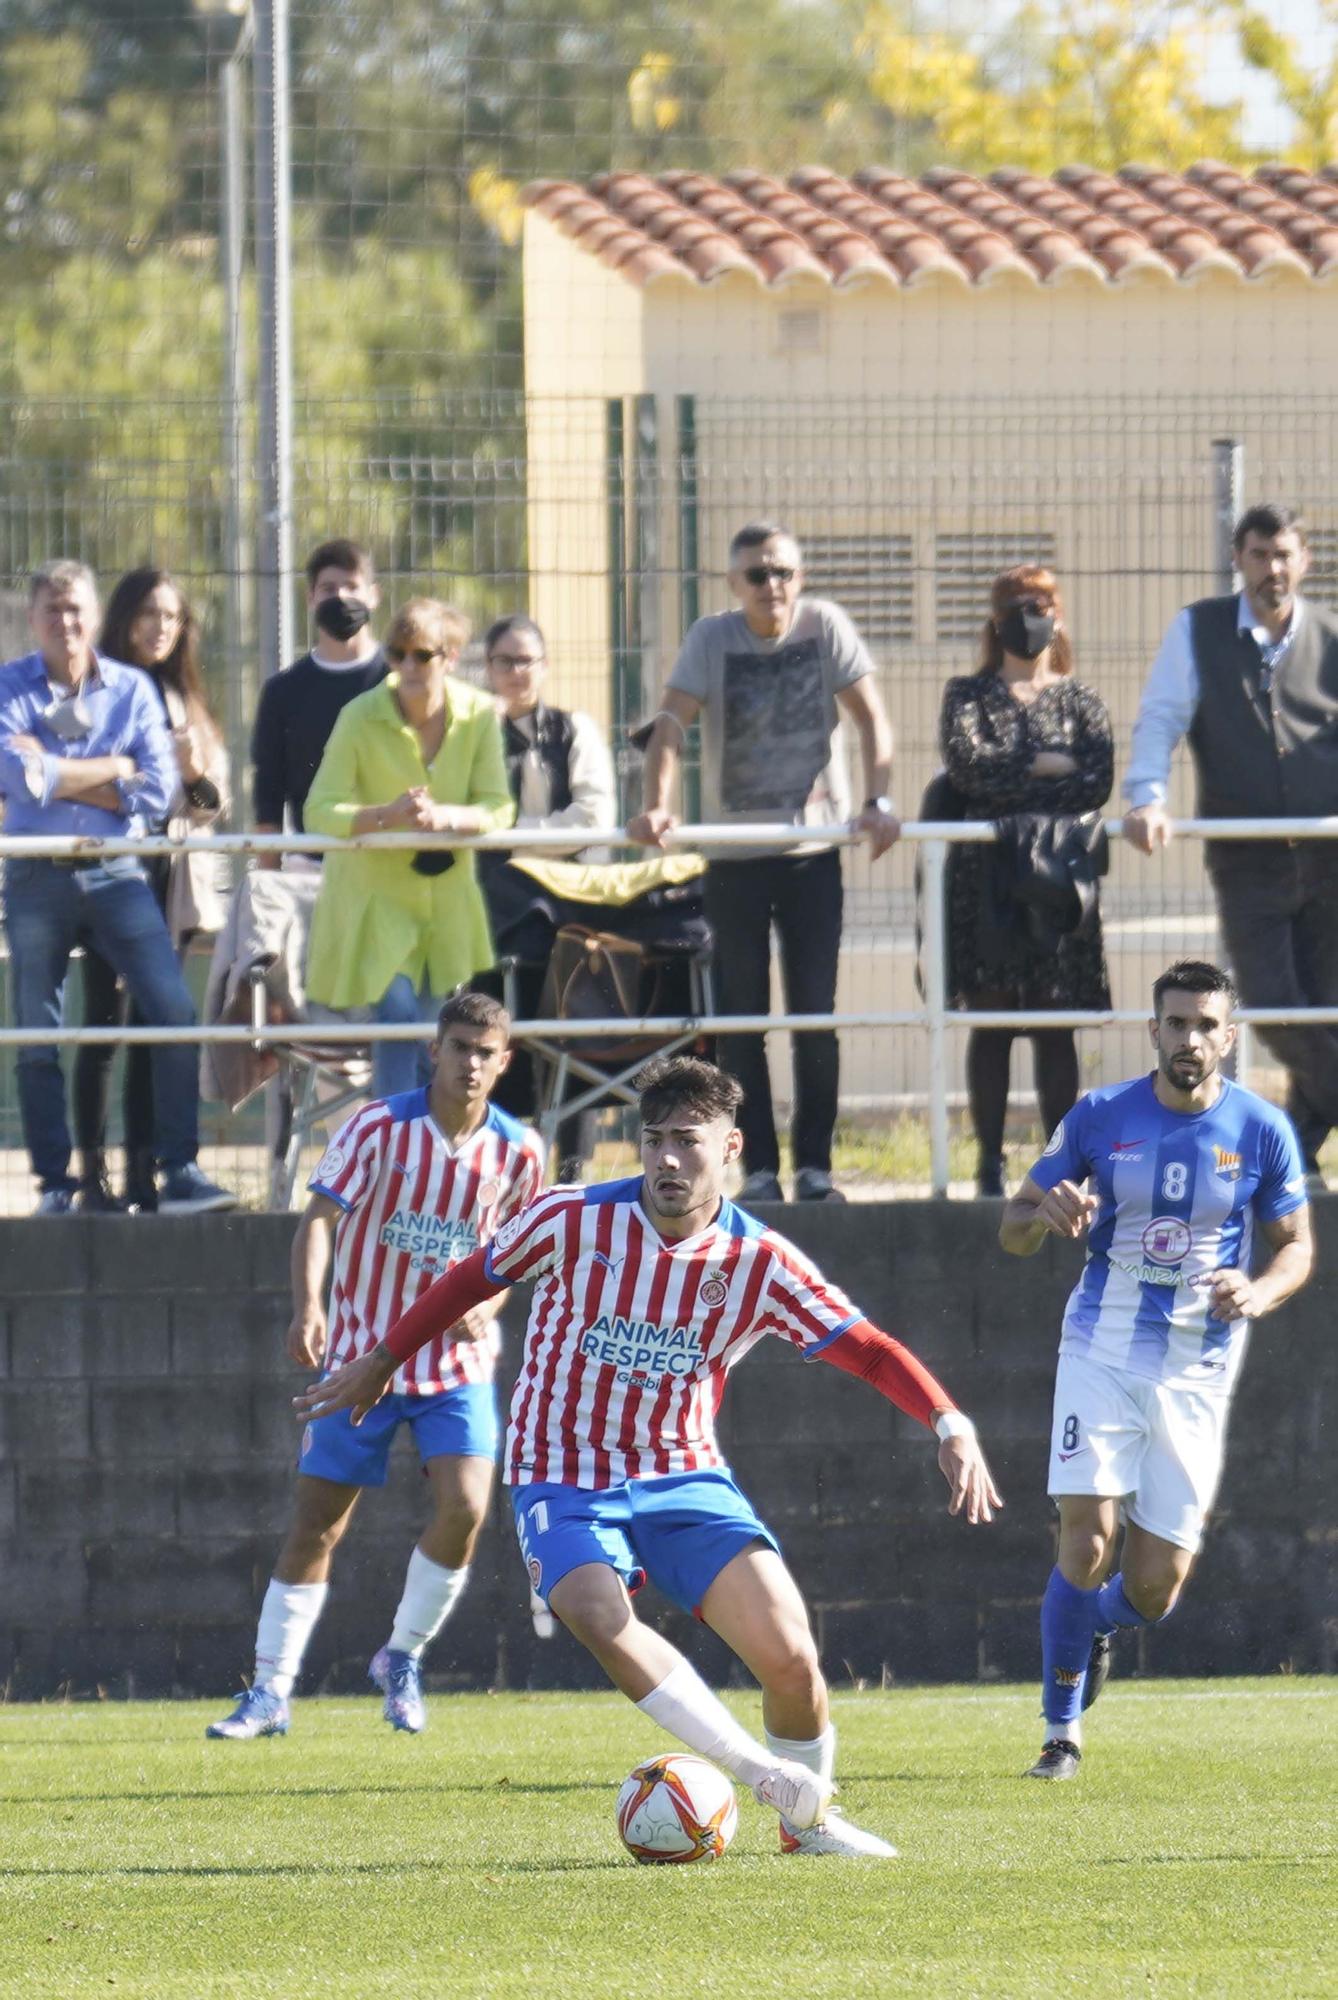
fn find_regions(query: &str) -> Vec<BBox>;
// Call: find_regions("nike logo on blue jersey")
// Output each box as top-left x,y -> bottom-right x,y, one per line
1110,1138 -> 1146,1152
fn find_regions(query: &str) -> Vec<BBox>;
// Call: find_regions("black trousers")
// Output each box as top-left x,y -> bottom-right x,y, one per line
1210,842 -> 1338,1161
703,848 -> 843,1176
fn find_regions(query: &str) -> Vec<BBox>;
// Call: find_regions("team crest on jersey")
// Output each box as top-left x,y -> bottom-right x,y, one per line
1141,1216 -> 1192,1265
1042,1121 -> 1065,1157
492,1210 -> 527,1253
700,1270 -> 729,1309
1212,1147 -> 1242,1183
315,1142 -> 347,1182
477,1179 -> 501,1209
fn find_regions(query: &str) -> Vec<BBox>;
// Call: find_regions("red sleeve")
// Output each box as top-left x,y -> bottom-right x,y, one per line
382,1246 -> 506,1365
817,1318 -> 955,1430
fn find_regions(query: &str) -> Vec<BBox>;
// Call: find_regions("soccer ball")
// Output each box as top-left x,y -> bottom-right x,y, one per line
615,1753 -> 738,1864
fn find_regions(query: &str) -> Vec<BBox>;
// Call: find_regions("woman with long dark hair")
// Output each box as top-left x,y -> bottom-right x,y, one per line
938,564 -> 1113,1196
76,567 -> 231,1211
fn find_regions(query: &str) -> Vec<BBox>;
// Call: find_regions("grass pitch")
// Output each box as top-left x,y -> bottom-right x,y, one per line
1,1680 -> 1332,1999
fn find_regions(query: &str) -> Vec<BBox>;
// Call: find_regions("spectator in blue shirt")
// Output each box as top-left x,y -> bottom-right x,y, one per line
0,559 -> 235,1214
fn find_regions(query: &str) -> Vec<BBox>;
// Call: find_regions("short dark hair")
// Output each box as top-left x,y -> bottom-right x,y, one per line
436,991 -> 511,1039
1233,504 -> 1306,551
728,521 -> 798,566
484,614 -> 545,657
635,1055 -> 742,1126
305,538 -> 374,590
1152,959 -> 1237,1016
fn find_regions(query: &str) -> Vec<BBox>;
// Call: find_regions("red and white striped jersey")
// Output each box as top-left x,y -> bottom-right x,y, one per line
484,1176 -> 862,1488
312,1088 -> 546,1395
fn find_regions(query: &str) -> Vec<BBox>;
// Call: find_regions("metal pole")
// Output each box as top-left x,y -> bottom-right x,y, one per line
220,20 -> 253,759
1211,438 -> 1244,594
921,837 -> 951,1196
253,0 -> 294,678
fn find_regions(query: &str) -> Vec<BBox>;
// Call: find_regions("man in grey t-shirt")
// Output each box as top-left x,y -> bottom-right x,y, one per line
629,522 -> 898,1202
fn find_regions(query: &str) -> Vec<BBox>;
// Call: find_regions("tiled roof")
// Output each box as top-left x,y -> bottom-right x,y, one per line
522,163 -> 1338,287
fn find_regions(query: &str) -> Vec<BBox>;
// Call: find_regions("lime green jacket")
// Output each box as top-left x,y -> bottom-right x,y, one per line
303,675 -> 515,1008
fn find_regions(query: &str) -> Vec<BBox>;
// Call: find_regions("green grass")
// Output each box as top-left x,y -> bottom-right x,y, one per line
1,1683 -> 1333,1999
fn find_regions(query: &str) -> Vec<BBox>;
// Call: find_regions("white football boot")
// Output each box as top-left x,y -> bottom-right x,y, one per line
752,1760 -> 834,1830
780,1810 -> 898,1857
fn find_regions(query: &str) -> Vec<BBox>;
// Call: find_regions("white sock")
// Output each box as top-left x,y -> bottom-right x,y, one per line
1045,1718 -> 1083,1748
635,1659 -> 774,1789
254,1578 -> 328,1699
388,1548 -> 468,1659
765,1724 -> 836,1832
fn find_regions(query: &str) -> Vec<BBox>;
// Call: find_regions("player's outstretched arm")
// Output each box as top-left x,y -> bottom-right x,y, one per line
292,1244 -> 505,1426
1205,1205 -> 1314,1322
818,1321 -> 1002,1524
998,1174 -> 1097,1256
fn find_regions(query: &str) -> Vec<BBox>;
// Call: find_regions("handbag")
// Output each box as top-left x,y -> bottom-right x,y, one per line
538,924 -> 667,1063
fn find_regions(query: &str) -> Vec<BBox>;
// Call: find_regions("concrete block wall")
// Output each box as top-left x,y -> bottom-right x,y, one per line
0,1202 -> 1333,1697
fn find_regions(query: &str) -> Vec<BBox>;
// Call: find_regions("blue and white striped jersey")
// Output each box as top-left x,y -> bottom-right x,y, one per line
1026,1074 -> 1306,1392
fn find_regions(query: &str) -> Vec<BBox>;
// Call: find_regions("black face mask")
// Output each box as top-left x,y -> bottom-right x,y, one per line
314,595 -> 371,643
998,604 -> 1055,661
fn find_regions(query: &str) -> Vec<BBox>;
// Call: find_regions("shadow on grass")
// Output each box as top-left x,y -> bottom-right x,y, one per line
0,1857 -> 629,1880
0,1770 -> 944,1810
0,1778 -> 616,1808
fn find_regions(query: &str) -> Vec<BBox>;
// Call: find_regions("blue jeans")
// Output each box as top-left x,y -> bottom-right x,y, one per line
3,857 -> 200,1191
371,972 -> 440,1100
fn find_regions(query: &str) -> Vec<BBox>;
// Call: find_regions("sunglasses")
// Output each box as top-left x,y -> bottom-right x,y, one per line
386,645 -> 441,666
489,653 -> 544,670
743,565 -> 796,587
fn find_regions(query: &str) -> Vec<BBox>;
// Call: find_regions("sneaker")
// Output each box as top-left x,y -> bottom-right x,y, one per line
369,1644 -> 426,1733
1083,1630 -> 1113,1711
753,1761 -> 834,1830
529,1587 -> 555,1640
1023,1738 -> 1082,1780
158,1163 -> 237,1214
206,1686 -> 290,1739
78,1173 -> 127,1215
739,1170 -> 784,1204
794,1167 -> 846,1203
780,1811 -> 898,1858
33,1187 -> 77,1216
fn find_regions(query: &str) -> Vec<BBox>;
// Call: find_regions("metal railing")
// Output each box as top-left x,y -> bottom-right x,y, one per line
2,815 -> 1335,1197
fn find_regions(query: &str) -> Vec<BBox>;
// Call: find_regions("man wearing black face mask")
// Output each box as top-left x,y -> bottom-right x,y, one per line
251,538 -> 387,867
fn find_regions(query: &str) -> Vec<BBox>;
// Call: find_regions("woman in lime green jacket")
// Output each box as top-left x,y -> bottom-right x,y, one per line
304,598 -> 516,1098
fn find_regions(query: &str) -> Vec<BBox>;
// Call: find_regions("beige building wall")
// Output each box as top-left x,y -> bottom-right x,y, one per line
523,213 -> 1338,1105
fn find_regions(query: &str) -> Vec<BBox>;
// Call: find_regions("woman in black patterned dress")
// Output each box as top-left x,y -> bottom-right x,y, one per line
938,564 -> 1113,1195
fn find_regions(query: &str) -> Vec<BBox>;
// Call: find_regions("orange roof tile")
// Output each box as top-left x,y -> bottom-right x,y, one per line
522,164 -> 1338,288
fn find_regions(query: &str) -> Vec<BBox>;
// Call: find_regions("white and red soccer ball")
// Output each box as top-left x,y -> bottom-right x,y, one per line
616,1753 -> 738,1863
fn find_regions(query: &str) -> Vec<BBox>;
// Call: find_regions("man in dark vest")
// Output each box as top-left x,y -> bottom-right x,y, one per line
1123,503 -> 1338,1179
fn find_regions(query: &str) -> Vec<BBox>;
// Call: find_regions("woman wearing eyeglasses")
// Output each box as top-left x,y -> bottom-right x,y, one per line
74,567 -> 231,1212
303,598 -> 515,1100
938,564 -> 1113,1196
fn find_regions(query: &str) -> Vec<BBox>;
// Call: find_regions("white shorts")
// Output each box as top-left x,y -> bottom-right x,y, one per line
1047,1349 -> 1232,1553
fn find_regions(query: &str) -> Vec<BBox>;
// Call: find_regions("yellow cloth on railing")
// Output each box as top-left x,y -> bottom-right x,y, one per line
506,852 -> 705,906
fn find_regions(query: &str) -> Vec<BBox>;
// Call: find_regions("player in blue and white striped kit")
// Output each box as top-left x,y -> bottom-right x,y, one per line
1000,960 -> 1314,1778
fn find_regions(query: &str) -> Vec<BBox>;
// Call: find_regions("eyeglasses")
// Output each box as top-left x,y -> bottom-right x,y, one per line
742,565 -> 796,587
489,653 -> 544,670
386,645 -> 441,666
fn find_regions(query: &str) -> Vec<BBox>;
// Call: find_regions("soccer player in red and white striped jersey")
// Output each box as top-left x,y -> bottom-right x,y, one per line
298,1055 -> 1001,1854
208,993 -> 544,1744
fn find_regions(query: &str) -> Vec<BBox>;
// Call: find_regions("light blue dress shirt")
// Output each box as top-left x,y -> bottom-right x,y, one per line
1123,593 -> 1306,810
0,650 -> 180,836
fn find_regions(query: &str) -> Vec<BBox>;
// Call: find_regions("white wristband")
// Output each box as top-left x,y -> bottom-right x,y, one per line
933,1409 -> 976,1443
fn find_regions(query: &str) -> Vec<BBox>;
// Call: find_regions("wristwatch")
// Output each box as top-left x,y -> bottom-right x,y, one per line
864,795 -> 895,816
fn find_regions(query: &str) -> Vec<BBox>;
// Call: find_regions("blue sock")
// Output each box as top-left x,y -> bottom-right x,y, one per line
1096,1572 -> 1171,1634
1040,1566 -> 1102,1733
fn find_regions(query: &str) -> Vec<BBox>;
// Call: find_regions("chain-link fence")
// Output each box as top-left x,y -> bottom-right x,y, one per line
2,5 -> 1337,1208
